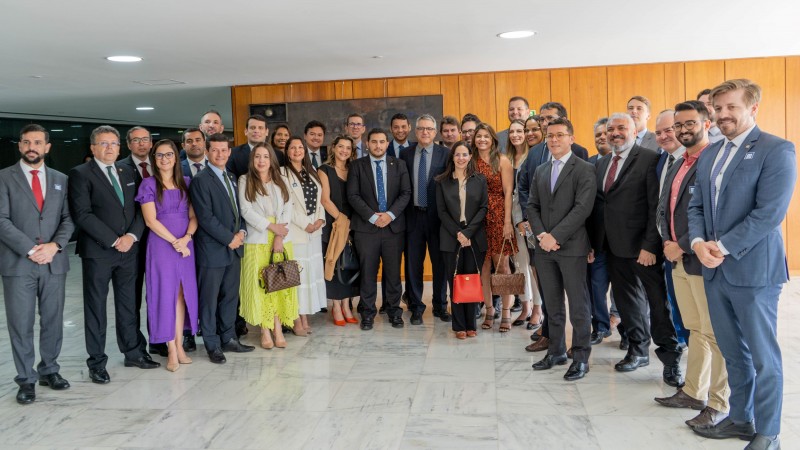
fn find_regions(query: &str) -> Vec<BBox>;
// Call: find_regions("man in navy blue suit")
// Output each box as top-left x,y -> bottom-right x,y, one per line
689,79 -> 796,450
180,128 -> 208,179
387,113 -> 414,158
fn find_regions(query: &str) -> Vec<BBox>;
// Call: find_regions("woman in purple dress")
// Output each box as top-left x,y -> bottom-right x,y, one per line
135,140 -> 199,372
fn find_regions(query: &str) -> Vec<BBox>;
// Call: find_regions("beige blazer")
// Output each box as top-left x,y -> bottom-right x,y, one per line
282,167 -> 325,244
237,174 -> 293,245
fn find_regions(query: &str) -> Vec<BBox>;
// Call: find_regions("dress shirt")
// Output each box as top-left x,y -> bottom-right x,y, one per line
308,148 -> 322,167
188,158 -> 208,177
659,147 -> 686,194
412,144 -> 433,207
19,160 -> 47,199
636,129 -> 648,146
208,163 -> 239,209
393,140 -> 408,156
602,144 -> 633,185
368,154 -> 396,223
669,146 -> 706,241
130,154 -> 151,178
355,141 -> 365,158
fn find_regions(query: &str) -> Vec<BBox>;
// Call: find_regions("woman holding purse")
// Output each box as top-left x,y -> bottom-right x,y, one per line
436,141 -> 488,339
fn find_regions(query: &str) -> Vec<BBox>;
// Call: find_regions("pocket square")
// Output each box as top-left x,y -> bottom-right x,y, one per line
54,184 -> 63,191
126,182 -> 135,186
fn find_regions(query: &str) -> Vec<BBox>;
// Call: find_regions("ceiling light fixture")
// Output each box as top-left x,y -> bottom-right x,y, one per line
136,106 -> 154,111
51,129 -> 63,132
106,55 -> 142,62
497,30 -> 536,39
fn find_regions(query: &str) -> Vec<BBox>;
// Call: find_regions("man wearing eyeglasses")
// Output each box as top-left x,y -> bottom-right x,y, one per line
69,125 -> 158,385
460,113 -> 480,146
497,97 -> 531,154
345,113 -> 367,158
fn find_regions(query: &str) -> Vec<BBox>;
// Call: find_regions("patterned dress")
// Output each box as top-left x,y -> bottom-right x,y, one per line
475,156 -> 517,258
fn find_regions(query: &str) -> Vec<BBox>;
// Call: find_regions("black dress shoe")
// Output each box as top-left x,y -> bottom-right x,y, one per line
149,343 -> 169,357
183,335 -> 197,352
437,311 -> 452,322
745,434 -> 780,450
222,339 -> 255,353
89,368 -> 111,384
378,304 -> 386,314
566,347 -> 574,359
124,356 -> 161,369
39,373 -> 70,390
390,316 -> 405,328
320,307 -> 328,313
235,323 -> 249,337
16,383 -> 35,404
614,355 -> 649,372
530,331 -> 543,342
360,320 -> 373,331
590,330 -> 611,345
686,406 -> 727,428
142,353 -> 159,364
208,349 -> 227,364
619,336 -> 629,350
692,417 -> 755,440
564,361 -> 590,381
410,312 -> 423,325
663,364 -> 685,388
510,297 -> 522,312
532,353 -> 568,370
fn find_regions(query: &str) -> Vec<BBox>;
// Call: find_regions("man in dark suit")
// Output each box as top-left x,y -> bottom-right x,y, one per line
654,101 -> 730,429
304,120 -> 327,169
688,80 -> 795,449
181,127 -> 208,179
347,128 -> 412,330
438,115 -> 460,149
588,113 -> 683,386
627,96 -> 659,151
346,113 -> 367,158
69,125 -> 158,384
181,109 -> 225,161
189,134 -> 254,363
387,113 -> 415,158
227,114 -> 272,181
400,114 -> 449,324
0,124 -> 74,404
460,114 -> 480,146
526,118 -> 596,381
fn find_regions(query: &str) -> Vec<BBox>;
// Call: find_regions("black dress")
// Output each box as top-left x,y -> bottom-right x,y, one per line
320,164 -> 359,299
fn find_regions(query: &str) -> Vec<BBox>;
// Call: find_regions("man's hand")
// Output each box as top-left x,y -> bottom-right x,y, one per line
29,243 -> 59,264
693,240 -> 724,268
588,249 -> 595,263
663,241 -> 684,263
115,235 -> 135,253
637,249 -> 656,266
228,231 -> 245,249
457,231 -> 471,247
538,232 -> 559,252
374,213 -> 392,228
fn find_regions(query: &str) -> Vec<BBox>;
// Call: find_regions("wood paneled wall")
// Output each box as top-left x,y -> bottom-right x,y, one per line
231,56 -> 800,271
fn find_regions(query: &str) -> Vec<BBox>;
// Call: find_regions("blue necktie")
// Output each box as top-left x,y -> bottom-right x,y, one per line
397,144 -> 406,156
417,148 -> 428,207
550,160 -> 561,193
375,160 -> 387,212
710,141 -> 735,237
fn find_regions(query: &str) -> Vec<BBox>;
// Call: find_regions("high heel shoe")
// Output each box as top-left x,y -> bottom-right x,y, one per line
261,331 -> 275,349
344,314 -> 358,324
274,336 -> 287,348
481,306 -> 495,330
513,314 -> 532,326
527,315 -> 543,331
166,361 -> 179,372
178,355 -> 192,364
334,318 -> 346,326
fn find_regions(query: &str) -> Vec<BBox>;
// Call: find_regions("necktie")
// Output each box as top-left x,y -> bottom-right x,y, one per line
604,155 -> 622,193
311,152 -> 319,169
666,154 -> 675,172
711,141 -> 735,236
222,172 -> 240,230
398,144 -> 407,156
375,160 -> 387,212
30,169 -> 44,211
417,148 -> 428,207
193,163 -> 203,175
550,160 -> 562,193
139,162 -> 150,178
106,166 -> 124,205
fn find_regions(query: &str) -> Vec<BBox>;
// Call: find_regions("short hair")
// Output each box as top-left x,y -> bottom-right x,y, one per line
367,128 -> 388,141
461,113 -> 480,127
245,114 -> 267,129
346,113 -> 364,125
90,125 -> 120,144
696,89 -> 712,100
674,100 -> 709,121
508,96 -> 529,108
657,109 -> 675,120
126,126 -> 150,142
547,117 -> 574,136
539,102 -> 568,119
415,114 -> 437,130
710,79 -> 761,107
390,113 -> 409,126
627,95 -> 651,111
19,124 -> 49,143
206,133 -> 230,150
182,127 -> 204,142
439,115 -> 459,132
304,120 -> 326,134
202,109 -> 222,120
607,112 -> 636,130
593,117 -> 608,131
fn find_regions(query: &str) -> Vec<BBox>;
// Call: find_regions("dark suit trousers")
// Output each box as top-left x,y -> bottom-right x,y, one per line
82,254 -> 147,369
197,260 -> 241,352
405,207 -> 446,314
607,252 -> 681,365
588,249 -> 611,333
534,251 -> 592,363
133,230 -> 148,330
3,268 -> 66,385
443,247 -> 485,332
529,250 -> 550,338
664,262 -> 689,344
355,228 -> 404,321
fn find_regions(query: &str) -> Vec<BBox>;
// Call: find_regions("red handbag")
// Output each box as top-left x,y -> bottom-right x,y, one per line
452,246 -> 484,304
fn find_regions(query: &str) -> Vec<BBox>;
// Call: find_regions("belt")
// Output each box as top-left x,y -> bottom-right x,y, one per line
414,206 -> 428,212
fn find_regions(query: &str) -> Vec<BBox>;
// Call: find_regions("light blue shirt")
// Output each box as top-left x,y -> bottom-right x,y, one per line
208,163 -> 238,209
412,144 -> 433,207
368,154 -> 396,223
636,129 -> 648,145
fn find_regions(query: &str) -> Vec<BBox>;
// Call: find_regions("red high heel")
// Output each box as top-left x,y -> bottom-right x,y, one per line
334,318 -> 346,326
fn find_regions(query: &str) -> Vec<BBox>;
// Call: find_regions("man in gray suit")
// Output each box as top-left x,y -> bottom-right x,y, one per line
628,95 -> 659,151
0,124 -> 74,404
526,118 -> 596,381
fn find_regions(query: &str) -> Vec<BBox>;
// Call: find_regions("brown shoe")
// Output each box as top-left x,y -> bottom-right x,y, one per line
686,406 -> 728,428
654,389 -> 706,410
525,337 -> 550,352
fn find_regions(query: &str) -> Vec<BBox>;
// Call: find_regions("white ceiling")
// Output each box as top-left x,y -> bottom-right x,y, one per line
2,0 -> 799,128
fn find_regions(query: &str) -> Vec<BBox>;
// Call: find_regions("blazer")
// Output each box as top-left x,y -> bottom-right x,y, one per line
188,165 -> 247,267
399,143 -> 448,223
307,146 -> 328,167
589,144 -> 661,258
226,143 -> 252,181
435,173 -> 488,253
658,156 -> 702,276
346,155 -> 411,234
688,126 -> 796,286
387,140 -> 416,159
526,155 -> 596,256
118,155 -> 145,185
68,160 -> 145,259
237,174 -> 293,245
281,167 -> 326,244
639,130 -> 659,152
0,164 -> 74,276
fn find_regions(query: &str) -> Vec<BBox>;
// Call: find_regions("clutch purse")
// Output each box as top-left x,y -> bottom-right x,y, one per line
490,238 -> 526,296
260,250 -> 302,293
452,246 -> 484,304
336,239 -> 360,285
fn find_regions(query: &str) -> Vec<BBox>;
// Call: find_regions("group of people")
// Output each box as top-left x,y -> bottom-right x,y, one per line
0,78 -> 792,450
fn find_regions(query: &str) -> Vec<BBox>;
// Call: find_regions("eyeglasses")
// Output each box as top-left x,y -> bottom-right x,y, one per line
155,152 -> 175,160
538,115 -> 559,123
673,120 -> 700,131
524,127 -> 542,134
347,122 -> 364,128
461,129 -> 475,135
94,141 -> 120,148
416,127 -> 436,133
129,137 -> 151,144
545,133 -> 571,140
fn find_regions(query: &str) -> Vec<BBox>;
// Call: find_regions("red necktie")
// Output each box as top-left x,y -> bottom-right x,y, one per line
604,155 -> 622,193
31,169 -> 44,211
140,162 -> 151,178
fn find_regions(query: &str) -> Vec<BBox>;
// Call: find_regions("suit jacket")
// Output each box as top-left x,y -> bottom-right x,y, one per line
346,155 -> 411,234
639,130 -> 659,152
435,174 -> 488,253
497,129 -> 509,154
68,160 -> 145,259
589,144 -> 661,258
386,140 -> 416,159
399,143 -> 448,224
237,174 -> 293,245
526,155 -> 596,256
118,155 -> 145,185
0,164 -> 74,276
307,147 -> 328,167
189,165 -> 247,267
281,167 -> 326,244
226,143 -> 251,181
688,126 -> 796,286
659,156 -> 702,275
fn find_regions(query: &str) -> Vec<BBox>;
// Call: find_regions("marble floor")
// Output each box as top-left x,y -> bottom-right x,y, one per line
1,249 -> 799,450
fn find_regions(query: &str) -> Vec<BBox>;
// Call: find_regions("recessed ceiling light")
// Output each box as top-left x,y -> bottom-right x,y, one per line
136,106 -> 154,111
497,30 -> 536,39
151,133 -> 160,136
51,129 -> 63,132
106,55 -> 142,62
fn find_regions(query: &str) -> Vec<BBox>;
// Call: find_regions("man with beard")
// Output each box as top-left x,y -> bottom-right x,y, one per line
304,120 -> 327,169
181,128 -> 208,179
460,114 -> 480,146
497,96 -> 531,153
697,89 -> 724,144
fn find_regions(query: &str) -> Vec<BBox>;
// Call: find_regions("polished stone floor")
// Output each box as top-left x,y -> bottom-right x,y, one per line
0,249 -> 798,449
